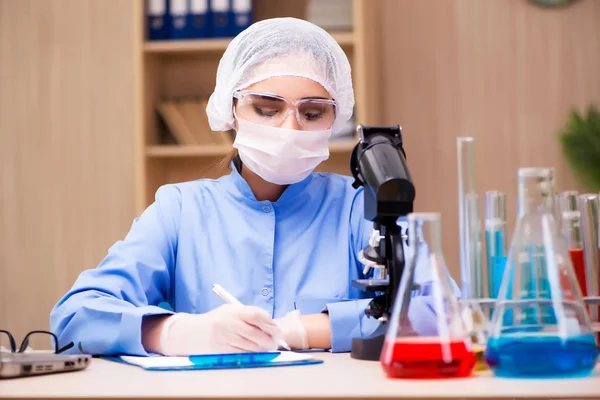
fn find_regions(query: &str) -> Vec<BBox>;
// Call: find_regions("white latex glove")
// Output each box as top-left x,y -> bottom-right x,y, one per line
160,305 -> 282,356
274,310 -> 309,350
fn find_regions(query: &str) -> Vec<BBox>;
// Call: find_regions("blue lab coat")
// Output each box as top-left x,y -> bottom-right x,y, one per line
50,165 -> 456,355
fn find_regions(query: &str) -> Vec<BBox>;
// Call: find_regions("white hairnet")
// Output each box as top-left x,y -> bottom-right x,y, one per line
206,17 -> 354,132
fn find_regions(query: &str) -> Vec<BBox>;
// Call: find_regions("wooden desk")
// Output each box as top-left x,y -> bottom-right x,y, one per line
1,353 -> 599,399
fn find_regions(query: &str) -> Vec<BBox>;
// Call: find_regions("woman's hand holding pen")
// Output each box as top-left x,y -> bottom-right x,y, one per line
158,305 -> 283,356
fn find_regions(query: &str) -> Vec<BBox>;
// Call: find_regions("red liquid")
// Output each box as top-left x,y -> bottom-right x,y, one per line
569,249 -> 588,297
380,338 -> 476,379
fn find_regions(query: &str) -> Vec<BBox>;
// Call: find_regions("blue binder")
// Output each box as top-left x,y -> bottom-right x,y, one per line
169,0 -> 191,40
189,0 -> 210,39
210,0 -> 232,38
147,0 -> 170,41
231,0 -> 252,35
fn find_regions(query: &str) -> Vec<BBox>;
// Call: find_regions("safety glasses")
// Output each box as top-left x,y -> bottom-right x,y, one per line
233,90 -> 337,131
0,330 -> 74,354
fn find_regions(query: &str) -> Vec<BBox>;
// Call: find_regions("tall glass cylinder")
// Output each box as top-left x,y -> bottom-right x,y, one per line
457,137 -> 483,299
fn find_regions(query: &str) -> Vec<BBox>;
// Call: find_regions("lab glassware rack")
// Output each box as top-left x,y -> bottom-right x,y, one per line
136,0 -> 382,214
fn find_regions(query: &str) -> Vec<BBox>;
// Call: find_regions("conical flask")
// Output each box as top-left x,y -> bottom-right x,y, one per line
381,213 -> 476,379
485,168 -> 599,378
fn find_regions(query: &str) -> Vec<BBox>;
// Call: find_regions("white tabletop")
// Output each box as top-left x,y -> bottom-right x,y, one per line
1,352 -> 599,399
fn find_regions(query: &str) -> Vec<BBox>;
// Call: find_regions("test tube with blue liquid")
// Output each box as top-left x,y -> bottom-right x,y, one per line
484,191 -> 507,313
485,168 -> 599,378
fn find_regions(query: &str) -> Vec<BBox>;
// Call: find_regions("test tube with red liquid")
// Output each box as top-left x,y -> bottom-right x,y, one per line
580,194 -> 599,340
380,212 -> 476,379
558,192 -> 588,296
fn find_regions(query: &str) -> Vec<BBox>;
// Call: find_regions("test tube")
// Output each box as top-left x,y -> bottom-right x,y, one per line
580,194 -> 599,323
484,191 -> 507,300
457,137 -> 484,299
558,192 -> 587,297
553,193 -> 562,233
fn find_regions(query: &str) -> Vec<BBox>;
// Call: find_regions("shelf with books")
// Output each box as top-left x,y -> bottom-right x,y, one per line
146,144 -> 230,157
145,138 -> 358,158
144,31 -> 355,55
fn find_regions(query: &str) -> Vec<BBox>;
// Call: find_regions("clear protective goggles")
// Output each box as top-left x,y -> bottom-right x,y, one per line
233,90 -> 337,131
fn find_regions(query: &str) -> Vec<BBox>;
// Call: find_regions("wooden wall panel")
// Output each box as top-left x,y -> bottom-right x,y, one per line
0,0 -> 137,348
378,0 -> 600,281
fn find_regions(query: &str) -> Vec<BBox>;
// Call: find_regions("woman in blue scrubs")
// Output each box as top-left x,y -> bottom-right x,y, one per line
50,18 -> 448,356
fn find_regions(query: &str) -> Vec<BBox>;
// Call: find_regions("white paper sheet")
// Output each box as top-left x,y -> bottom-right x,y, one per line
271,352 -> 315,362
120,355 -> 194,368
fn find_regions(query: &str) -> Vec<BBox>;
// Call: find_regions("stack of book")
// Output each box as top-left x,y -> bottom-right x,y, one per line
157,97 -> 233,146
147,0 -> 253,41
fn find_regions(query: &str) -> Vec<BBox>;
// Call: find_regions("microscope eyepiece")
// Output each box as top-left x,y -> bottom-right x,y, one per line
351,125 -> 415,221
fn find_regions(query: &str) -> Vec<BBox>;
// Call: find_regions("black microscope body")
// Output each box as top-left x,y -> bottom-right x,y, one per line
349,125 -> 415,361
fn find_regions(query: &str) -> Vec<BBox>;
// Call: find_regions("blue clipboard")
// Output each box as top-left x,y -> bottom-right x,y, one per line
105,351 -> 323,371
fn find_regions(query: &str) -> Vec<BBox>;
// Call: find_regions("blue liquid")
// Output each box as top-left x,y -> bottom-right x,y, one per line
486,230 -> 507,319
485,230 -> 506,299
520,246 -> 538,324
512,245 -> 554,325
485,334 -> 599,378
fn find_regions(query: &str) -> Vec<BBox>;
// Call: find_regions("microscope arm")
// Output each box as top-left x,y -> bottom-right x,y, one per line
385,223 -> 405,318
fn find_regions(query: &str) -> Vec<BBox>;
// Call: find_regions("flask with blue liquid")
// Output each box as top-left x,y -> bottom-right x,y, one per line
485,168 -> 599,378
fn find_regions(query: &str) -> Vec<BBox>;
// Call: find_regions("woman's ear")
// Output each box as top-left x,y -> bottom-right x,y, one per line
232,100 -> 239,130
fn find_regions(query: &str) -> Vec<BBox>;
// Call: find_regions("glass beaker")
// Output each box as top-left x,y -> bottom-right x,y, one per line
381,213 -> 476,379
485,168 -> 599,378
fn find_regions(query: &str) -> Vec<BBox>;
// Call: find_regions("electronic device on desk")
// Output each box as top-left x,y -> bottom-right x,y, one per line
349,124 -> 415,361
0,353 -> 91,379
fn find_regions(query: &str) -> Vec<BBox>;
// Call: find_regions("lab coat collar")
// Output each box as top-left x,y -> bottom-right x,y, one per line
227,161 -> 314,206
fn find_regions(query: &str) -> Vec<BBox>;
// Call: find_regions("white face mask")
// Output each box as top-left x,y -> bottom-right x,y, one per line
233,117 -> 332,185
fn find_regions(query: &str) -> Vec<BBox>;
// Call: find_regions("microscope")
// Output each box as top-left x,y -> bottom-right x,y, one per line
349,125 -> 415,361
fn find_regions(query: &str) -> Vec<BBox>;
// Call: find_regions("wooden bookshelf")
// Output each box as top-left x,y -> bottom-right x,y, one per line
144,31 -> 355,54
136,0 -> 381,212
146,139 -> 358,159
146,145 -> 231,158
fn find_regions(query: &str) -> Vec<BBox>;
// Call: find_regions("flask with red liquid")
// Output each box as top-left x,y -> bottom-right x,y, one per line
380,212 -> 476,379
